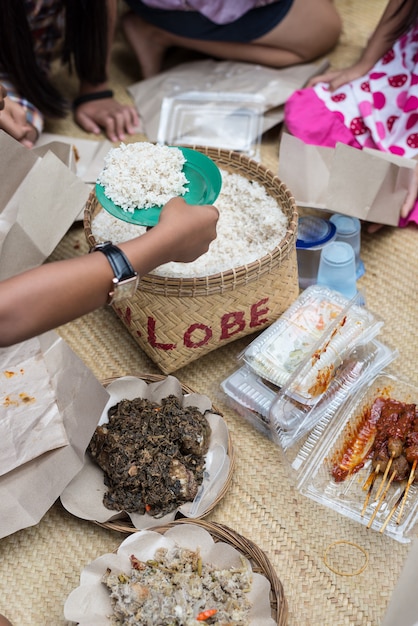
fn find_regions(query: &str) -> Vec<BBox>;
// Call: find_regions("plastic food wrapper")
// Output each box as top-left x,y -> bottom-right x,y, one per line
157,91 -> 265,159
64,524 -> 275,625
0,332 -> 109,539
242,285 -> 383,403
128,58 -> 329,145
290,373 -> 418,543
0,131 -> 90,280
278,132 -> 417,226
60,375 -> 232,528
219,285 -> 418,542
222,338 -> 395,443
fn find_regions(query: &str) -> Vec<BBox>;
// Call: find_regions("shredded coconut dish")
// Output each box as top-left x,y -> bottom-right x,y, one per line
103,544 -> 252,625
96,142 -> 189,212
92,169 -> 288,277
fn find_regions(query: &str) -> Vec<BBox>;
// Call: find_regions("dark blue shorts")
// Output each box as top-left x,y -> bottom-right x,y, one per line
125,1 -> 294,42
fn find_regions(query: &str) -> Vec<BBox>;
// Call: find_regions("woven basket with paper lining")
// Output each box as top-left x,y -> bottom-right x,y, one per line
84,146 -> 299,374
120,518 -> 288,626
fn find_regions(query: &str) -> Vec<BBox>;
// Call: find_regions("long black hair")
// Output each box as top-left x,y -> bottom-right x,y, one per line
0,0 -> 108,118
389,0 -> 418,40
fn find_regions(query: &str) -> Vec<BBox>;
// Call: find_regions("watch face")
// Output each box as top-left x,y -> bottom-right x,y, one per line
109,275 -> 139,304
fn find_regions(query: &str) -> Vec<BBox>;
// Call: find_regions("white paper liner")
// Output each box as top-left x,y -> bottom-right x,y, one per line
0,332 -> 110,539
60,376 -> 232,528
64,524 -> 275,625
0,338 -> 71,476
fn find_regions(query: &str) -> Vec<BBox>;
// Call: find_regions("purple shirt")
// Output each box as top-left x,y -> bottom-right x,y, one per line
140,0 -> 279,25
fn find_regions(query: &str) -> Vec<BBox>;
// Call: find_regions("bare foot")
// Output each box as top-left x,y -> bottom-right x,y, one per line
122,11 -> 169,79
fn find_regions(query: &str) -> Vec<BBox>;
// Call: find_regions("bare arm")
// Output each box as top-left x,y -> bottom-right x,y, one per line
74,0 -> 140,141
0,198 -> 218,347
309,0 -> 413,90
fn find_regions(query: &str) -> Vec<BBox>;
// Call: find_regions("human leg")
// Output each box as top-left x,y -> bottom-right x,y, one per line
122,0 -> 341,78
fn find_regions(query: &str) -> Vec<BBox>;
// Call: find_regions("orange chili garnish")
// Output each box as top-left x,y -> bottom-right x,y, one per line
196,608 -> 217,621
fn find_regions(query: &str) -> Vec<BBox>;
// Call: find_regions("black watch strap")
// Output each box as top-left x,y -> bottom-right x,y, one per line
90,241 -> 139,305
91,241 -> 136,280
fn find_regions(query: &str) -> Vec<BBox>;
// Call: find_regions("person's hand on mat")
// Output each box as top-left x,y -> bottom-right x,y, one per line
401,161 -> 418,218
74,89 -> 140,143
308,59 -> 375,91
0,97 -> 38,148
366,162 -> 418,233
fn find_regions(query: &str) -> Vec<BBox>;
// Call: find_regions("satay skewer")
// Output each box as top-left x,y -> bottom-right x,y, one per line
367,468 -> 397,529
362,463 -> 380,491
361,470 -> 379,516
379,490 -> 406,533
374,456 -> 393,501
396,459 -> 417,525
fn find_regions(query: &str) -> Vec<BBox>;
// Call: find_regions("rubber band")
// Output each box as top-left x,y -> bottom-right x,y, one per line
72,89 -> 114,109
323,540 -> 369,576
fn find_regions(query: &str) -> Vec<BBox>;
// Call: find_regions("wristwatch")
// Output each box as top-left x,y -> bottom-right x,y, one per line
91,241 -> 139,305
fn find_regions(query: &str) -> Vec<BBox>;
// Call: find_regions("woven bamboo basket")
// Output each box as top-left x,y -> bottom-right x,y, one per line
140,519 -> 288,626
95,373 -> 235,533
84,146 -> 299,374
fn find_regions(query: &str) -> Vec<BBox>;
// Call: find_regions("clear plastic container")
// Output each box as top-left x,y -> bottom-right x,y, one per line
269,339 -> 396,449
291,373 -> 418,543
221,365 -> 276,438
242,285 -> 383,399
222,339 -> 396,445
157,91 -> 265,159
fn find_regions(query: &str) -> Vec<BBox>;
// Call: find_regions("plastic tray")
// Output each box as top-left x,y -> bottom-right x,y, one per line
157,91 -> 265,159
293,373 -> 418,543
222,339 -> 396,446
242,285 -> 383,405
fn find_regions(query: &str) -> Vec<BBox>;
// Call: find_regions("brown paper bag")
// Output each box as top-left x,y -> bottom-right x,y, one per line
278,133 -> 417,226
0,131 -> 90,280
36,133 -> 113,183
0,331 -> 109,539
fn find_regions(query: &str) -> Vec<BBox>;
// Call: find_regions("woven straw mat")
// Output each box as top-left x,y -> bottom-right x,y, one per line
1,2 -> 415,626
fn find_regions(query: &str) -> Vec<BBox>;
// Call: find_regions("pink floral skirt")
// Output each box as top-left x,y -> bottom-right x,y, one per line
284,23 -> 418,226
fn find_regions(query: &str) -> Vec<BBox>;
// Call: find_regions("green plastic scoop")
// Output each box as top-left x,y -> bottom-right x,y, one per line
96,146 -> 222,227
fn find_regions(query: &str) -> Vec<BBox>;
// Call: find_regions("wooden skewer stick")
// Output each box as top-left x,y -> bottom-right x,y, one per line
374,457 -> 393,501
367,468 -> 397,529
362,464 -> 380,492
361,474 -> 377,516
379,490 -> 405,534
396,459 -> 417,525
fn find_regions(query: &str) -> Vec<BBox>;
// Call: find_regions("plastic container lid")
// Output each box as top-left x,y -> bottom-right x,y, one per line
296,216 -> 336,249
157,91 -> 265,160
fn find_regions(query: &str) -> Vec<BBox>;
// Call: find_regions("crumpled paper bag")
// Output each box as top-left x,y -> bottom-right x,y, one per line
278,132 -> 417,226
0,331 -> 109,539
0,339 -> 69,476
0,131 -> 90,280
36,133 -> 113,183
128,58 -> 329,145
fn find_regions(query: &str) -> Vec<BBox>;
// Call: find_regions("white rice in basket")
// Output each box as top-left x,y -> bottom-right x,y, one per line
96,142 -> 188,212
92,169 -> 288,278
